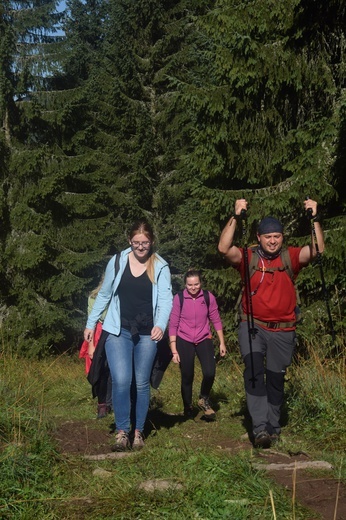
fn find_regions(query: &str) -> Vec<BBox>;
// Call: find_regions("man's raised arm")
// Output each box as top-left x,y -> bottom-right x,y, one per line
218,199 -> 248,266
299,198 -> 325,265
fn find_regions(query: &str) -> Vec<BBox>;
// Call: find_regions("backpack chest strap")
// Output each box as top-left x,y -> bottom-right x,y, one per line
252,265 -> 288,274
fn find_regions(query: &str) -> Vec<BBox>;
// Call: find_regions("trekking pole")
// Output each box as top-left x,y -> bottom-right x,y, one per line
241,209 -> 257,387
306,199 -> 336,342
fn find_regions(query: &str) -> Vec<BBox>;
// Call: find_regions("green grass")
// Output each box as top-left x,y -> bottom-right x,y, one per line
1,347 -> 345,519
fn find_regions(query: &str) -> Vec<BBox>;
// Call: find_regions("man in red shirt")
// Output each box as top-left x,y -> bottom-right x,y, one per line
218,198 -> 324,448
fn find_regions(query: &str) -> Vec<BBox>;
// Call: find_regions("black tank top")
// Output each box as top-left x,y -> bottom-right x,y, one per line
117,260 -> 153,334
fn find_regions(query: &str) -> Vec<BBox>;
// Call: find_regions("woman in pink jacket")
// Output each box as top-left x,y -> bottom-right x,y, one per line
169,269 -> 227,420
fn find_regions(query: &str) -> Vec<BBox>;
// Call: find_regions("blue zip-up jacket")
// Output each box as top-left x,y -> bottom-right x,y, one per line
86,247 -> 173,335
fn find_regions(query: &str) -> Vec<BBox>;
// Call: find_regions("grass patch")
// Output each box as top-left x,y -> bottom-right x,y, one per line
286,345 -> 346,454
1,348 -> 345,519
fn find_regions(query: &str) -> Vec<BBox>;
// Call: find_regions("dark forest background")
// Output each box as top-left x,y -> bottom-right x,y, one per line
0,0 -> 345,357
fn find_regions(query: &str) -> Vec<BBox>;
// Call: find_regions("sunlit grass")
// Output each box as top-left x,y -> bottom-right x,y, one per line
1,346 -> 345,518
286,345 -> 346,454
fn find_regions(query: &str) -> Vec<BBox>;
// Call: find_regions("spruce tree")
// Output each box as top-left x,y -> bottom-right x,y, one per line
157,0 -> 346,346
0,0 -> 117,355
1,0 -> 345,355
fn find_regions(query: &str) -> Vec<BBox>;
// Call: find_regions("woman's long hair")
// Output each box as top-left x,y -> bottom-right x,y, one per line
129,219 -> 157,283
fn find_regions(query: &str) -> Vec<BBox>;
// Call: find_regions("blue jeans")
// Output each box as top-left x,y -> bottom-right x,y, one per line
105,329 -> 157,433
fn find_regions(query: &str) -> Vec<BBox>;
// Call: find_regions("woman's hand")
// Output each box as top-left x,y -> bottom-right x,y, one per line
151,326 -> 164,342
171,352 -> 180,364
84,328 -> 94,343
219,343 -> 227,357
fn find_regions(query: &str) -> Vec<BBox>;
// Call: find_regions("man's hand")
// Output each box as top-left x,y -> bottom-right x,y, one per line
235,198 -> 248,216
304,198 -> 318,217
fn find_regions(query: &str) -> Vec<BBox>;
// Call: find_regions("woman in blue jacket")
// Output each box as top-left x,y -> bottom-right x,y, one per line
84,219 -> 172,451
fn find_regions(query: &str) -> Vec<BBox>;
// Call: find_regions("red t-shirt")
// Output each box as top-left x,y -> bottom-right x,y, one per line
237,247 -> 302,326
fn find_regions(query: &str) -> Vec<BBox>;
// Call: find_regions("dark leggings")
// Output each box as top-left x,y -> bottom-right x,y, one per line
177,337 -> 216,408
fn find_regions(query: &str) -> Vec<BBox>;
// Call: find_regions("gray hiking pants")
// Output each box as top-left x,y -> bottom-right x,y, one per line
238,321 -> 296,435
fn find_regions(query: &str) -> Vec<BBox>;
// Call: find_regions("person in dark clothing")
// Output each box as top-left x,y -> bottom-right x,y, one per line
79,277 -> 112,419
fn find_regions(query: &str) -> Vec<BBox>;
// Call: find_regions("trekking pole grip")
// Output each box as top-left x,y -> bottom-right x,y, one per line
305,196 -> 313,219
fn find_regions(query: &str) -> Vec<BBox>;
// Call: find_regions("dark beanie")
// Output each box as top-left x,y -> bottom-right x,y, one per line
258,216 -> 283,235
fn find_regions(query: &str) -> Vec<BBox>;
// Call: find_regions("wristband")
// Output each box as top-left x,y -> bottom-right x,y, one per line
229,213 -> 240,225
312,213 -> 322,223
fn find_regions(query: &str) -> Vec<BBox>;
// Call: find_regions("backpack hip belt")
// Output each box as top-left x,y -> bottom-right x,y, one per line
240,314 -> 296,329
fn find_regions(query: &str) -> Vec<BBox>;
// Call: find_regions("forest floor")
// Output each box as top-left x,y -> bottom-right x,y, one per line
53,407 -> 346,520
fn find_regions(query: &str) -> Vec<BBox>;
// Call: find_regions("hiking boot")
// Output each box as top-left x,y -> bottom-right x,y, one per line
132,430 -> 145,451
183,405 -> 194,419
270,433 -> 280,446
254,430 -> 272,449
198,397 -> 216,421
97,403 -> 108,419
112,431 -> 130,452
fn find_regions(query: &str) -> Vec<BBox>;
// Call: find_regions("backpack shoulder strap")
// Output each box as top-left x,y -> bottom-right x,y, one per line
249,246 -> 260,278
178,290 -> 184,311
114,253 -> 120,280
280,248 -> 294,281
112,253 -> 121,298
203,289 -> 210,319
234,247 -> 259,319
203,289 -> 210,309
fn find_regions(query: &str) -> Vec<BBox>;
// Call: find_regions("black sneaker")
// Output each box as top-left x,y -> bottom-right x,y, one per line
183,405 -> 194,419
254,430 -> 272,449
198,397 -> 216,421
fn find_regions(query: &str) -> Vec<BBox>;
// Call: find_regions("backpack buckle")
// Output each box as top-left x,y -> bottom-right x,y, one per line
266,322 -> 279,329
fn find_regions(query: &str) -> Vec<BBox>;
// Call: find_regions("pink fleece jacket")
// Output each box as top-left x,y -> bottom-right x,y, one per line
168,289 -> 223,344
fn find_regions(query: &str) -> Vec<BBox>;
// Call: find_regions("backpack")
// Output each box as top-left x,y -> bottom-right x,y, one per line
235,247 -> 301,325
177,289 -> 210,316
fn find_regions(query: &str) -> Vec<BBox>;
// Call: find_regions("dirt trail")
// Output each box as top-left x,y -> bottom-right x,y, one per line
53,413 -> 345,520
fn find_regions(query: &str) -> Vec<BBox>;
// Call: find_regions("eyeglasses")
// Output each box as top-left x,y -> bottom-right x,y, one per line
131,241 -> 151,249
